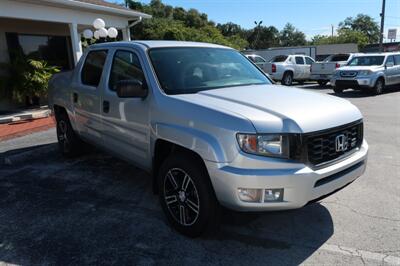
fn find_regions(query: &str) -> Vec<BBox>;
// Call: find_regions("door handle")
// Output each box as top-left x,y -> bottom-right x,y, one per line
73,92 -> 78,103
103,100 -> 110,113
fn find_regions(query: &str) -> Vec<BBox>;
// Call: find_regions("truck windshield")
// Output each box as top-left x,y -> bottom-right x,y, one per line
149,47 -> 271,95
347,56 -> 385,66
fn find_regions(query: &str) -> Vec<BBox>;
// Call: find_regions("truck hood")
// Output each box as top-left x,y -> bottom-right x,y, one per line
338,65 -> 382,71
175,84 -> 362,133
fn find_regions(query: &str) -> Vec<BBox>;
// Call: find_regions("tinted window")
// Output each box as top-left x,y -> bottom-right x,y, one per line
348,56 -> 385,66
394,55 -> 400,65
386,56 -> 395,66
254,56 -> 266,63
305,57 -> 314,65
81,50 -> 107,87
330,54 -> 350,62
149,47 -> 271,95
109,50 -> 145,91
270,55 -> 287,62
295,57 -> 305,64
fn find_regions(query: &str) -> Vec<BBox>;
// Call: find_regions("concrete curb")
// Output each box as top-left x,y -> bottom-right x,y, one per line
1,143 -> 57,166
0,109 -> 51,124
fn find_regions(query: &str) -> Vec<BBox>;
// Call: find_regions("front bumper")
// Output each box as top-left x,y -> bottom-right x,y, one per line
331,77 -> 376,88
205,140 -> 368,211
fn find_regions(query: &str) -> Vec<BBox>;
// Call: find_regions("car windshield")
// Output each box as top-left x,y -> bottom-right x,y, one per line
325,54 -> 350,62
347,56 -> 385,66
270,55 -> 288,62
148,47 -> 271,95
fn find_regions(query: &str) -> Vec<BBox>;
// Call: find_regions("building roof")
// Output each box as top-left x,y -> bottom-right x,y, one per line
34,0 -> 152,19
74,0 -> 129,11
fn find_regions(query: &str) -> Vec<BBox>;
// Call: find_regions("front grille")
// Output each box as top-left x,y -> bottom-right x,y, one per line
304,121 -> 363,166
340,71 -> 358,78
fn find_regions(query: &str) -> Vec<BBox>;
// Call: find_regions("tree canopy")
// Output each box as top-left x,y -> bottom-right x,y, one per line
125,0 -> 379,50
338,14 -> 380,43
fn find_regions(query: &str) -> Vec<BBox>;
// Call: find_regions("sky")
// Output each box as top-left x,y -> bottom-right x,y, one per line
116,0 -> 400,41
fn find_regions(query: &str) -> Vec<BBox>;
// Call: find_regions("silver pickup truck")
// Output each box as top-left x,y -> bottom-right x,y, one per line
331,53 -> 400,94
48,41 -> 368,237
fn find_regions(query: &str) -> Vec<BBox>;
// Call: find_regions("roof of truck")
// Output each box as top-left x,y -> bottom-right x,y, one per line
91,40 -> 233,49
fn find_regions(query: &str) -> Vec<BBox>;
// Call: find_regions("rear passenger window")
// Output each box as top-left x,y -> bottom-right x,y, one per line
109,50 -> 145,91
305,57 -> 314,65
295,57 -> 305,64
394,55 -> 400,65
81,50 -> 107,87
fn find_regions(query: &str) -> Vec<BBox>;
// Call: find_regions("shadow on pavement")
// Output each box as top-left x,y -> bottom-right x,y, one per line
0,144 -> 334,265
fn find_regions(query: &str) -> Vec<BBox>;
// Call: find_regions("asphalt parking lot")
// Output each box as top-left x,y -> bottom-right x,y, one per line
0,84 -> 399,265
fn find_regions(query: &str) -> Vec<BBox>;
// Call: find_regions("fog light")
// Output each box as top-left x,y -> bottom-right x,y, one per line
264,189 -> 284,202
238,188 -> 262,202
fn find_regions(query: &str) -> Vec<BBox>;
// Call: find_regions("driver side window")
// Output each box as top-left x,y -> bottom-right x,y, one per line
109,50 -> 145,91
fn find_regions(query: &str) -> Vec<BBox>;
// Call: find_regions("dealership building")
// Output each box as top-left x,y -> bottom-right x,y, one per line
0,0 -> 151,70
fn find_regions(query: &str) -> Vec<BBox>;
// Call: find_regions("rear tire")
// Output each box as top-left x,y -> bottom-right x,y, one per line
372,78 -> 384,95
56,110 -> 82,157
158,152 -> 220,237
282,72 -> 293,86
318,80 -> 328,86
333,86 -> 343,94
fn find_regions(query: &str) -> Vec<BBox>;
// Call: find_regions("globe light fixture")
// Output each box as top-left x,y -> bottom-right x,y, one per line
82,29 -> 93,39
108,27 -> 118,38
93,30 -> 100,39
98,27 -> 108,38
93,18 -> 105,29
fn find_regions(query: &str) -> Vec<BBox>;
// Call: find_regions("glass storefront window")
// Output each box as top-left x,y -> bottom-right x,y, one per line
6,33 -> 73,70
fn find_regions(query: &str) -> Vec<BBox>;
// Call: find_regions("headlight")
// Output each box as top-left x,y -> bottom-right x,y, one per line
236,133 -> 290,158
358,70 -> 372,76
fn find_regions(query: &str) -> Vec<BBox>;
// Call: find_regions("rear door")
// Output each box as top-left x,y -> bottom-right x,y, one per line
393,55 -> 400,84
72,49 -> 108,145
100,48 -> 151,169
385,56 -> 396,85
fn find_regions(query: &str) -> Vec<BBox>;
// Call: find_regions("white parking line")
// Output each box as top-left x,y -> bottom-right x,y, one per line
320,243 -> 400,265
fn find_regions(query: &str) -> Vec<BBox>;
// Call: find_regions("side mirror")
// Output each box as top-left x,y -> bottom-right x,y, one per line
115,79 -> 148,98
386,62 -> 394,68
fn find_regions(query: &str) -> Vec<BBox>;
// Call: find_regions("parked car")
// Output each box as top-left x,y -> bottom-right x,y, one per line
331,53 -> 400,94
264,55 -> 315,85
311,53 -> 359,86
49,41 -> 368,237
245,54 -> 267,71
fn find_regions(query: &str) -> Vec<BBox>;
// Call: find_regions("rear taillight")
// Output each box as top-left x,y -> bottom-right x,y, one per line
335,63 -> 340,68
272,64 -> 276,73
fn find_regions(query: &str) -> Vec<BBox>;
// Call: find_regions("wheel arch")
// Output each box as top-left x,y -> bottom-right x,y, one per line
152,138 -> 212,194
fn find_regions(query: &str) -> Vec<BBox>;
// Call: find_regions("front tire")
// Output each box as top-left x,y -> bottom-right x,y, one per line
372,78 -> 384,95
333,86 -> 343,94
318,80 -> 328,86
56,110 -> 82,157
282,72 -> 293,86
158,153 -> 219,237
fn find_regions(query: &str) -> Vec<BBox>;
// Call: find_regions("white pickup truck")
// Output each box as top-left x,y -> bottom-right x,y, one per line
311,54 -> 358,86
265,55 -> 315,85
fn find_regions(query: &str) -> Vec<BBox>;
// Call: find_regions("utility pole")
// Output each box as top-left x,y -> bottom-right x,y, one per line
379,0 -> 386,52
331,24 -> 334,38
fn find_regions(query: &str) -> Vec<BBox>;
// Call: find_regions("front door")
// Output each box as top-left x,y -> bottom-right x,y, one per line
72,49 -> 108,145
294,56 -> 305,79
100,49 -> 151,170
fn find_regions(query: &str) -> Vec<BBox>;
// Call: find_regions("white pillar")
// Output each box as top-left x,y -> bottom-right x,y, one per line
69,23 -> 83,65
122,27 -> 131,41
